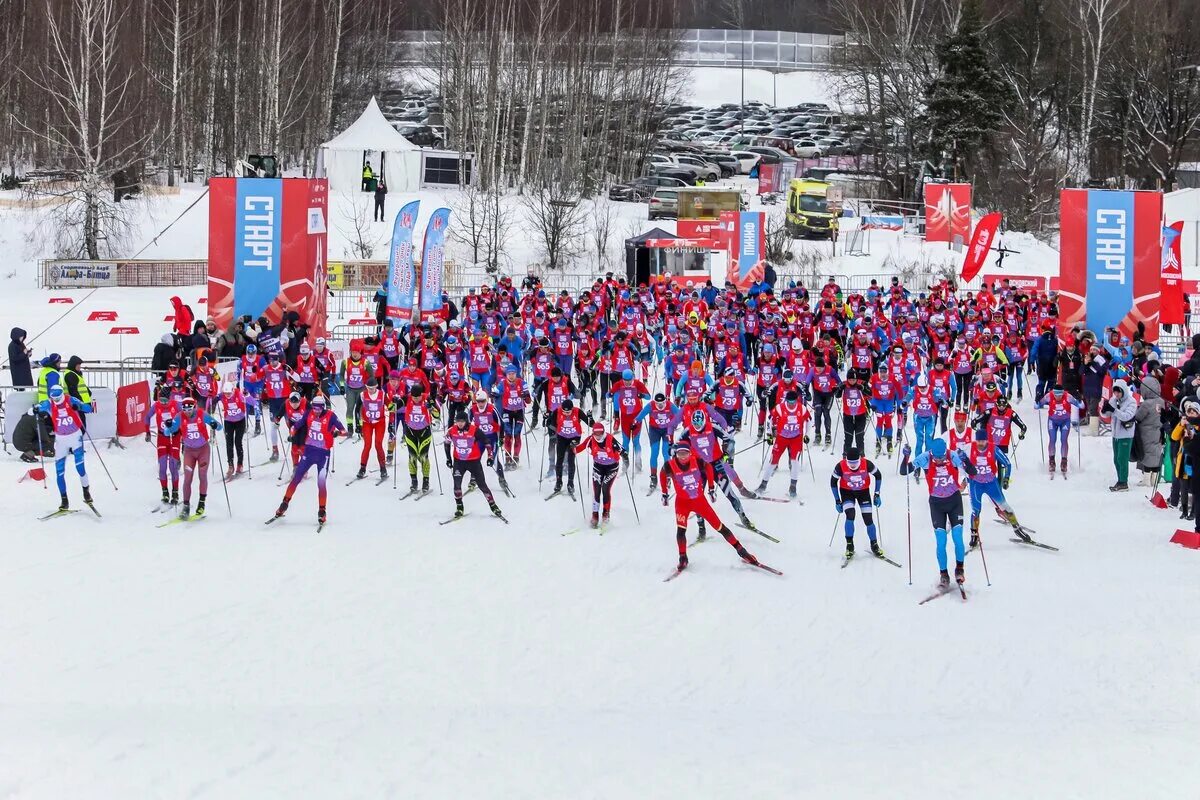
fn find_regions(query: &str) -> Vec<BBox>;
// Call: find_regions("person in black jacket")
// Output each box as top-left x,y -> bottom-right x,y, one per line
373,180 -> 388,221
13,410 -> 53,462
1180,334 -> 1200,381
8,327 -> 33,387
151,333 -> 176,372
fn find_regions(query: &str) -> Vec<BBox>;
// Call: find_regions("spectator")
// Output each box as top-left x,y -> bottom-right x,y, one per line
189,320 -> 212,364
373,179 -> 388,222
151,333 -> 176,372
12,410 -> 53,463
1103,378 -> 1138,492
1082,348 -> 1107,434
63,356 -> 93,432
1180,333 -> 1200,380
35,353 -> 62,403
1030,328 -> 1058,400
374,281 -> 389,325
361,161 -> 373,192
217,321 -> 247,359
8,327 -> 33,387
442,292 -> 458,322
763,261 -> 778,288
1133,367 -> 1164,486
170,296 -> 194,338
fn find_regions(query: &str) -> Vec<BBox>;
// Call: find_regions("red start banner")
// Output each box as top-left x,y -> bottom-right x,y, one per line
116,381 -> 150,437
924,183 -> 972,243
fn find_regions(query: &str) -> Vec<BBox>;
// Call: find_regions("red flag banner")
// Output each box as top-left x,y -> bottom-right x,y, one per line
961,211 -> 1001,283
924,182 -> 972,243
1161,221 -> 1186,326
757,163 -> 779,195
116,381 -> 150,437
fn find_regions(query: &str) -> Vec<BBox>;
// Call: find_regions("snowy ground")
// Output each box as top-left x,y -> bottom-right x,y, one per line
1,388 -> 1197,797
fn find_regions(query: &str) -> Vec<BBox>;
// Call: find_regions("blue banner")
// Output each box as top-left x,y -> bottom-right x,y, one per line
736,211 -> 762,283
1085,190 -> 1135,334
420,208 -> 450,321
233,178 -> 283,320
385,200 -> 420,322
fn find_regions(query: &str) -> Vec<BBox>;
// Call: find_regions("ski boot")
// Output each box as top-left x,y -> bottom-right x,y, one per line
696,521 -> 708,543
270,446 -> 280,463
739,513 -> 754,530
386,450 -> 395,466
1060,456 -> 1068,475
589,511 -> 600,530
887,439 -> 894,457
634,453 -> 643,474
787,480 -> 797,499
939,569 -> 951,588
824,433 -> 832,449
1048,455 -> 1056,475
870,540 -> 883,557
318,505 -> 327,525
357,465 -> 367,479
170,487 -> 179,506
178,501 -> 190,520
845,539 -> 855,560
955,561 -> 965,585
756,426 -> 764,440
567,484 -> 576,501
738,546 -> 759,566
489,501 -> 504,519
649,470 -> 658,493
454,501 -> 465,519
969,517 -> 981,550
678,553 -> 689,570
195,495 -> 206,517
379,466 -> 388,480
875,439 -> 882,457
254,419 -> 262,437
82,487 -> 93,505
236,462 -> 244,475
410,476 -> 420,494
58,493 -> 69,511
602,509 -> 611,527
755,480 -> 769,495
160,486 -> 170,505
274,499 -> 289,519
422,476 -> 430,493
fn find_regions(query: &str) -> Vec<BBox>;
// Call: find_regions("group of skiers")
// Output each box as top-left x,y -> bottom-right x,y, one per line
28,269 -> 1168,596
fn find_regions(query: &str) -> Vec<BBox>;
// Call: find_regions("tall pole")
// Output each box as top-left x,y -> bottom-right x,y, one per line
739,10 -> 745,138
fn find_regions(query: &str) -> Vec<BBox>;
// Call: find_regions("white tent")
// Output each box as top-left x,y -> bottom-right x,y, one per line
1165,188 -> 1200,276
317,97 -> 421,193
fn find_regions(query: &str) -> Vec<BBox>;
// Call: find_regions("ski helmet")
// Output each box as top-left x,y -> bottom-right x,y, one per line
930,439 -> 948,459
475,390 -> 488,402
561,398 -> 574,412
622,368 -> 634,381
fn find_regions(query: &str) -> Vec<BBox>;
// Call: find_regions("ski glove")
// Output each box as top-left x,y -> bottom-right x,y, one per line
902,444 -> 912,458
661,493 -> 669,506
486,456 -> 494,467
1019,431 -> 1026,440
445,457 -> 453,468
873,492 -> 881,507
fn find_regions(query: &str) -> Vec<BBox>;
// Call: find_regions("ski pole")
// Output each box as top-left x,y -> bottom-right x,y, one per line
575,453 -> 588,522
84,429 -> 118,491
539,425 -> 549,491
433,438 -> 444,495
807,439 -> 817,483
34,411 -> 48,489
624,463 -> 641,524
244,420 -> 253,481
905,471 -> 912,586
976,528 -> 992,587
1037,406 -> 1045,465
210,436 -> 233,516
828,510 -> 843,548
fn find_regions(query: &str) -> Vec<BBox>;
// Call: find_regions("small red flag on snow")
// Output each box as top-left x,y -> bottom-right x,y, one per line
1170,529 -> 1200,549
1150,492 -> 1169,509
19,468 -> 46,483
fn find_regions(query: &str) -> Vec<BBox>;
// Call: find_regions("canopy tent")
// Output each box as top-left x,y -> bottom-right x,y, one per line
317,97 -> 421,193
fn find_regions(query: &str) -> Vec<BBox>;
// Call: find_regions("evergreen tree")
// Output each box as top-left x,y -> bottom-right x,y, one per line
923,0 -> 1011,179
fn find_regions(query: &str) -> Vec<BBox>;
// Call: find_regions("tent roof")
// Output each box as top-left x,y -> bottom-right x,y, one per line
321,97 -> 418,153
625,226 -> 675,246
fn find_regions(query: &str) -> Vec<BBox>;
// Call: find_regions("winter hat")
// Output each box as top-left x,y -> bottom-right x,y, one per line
974,427 -> 989,442
930,439 -> 948,459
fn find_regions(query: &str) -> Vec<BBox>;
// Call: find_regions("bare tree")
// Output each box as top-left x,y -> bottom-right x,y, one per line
450,181 -> 490,266
337,192 -> 384,259
591,197 -> 617,271
522,182 -> 586,271
1066,0 -> 1129,185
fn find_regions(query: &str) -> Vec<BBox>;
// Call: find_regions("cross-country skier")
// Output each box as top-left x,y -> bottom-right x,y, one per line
548,397 -> 583,498
144,385 -> 181,507
971,394 -> 1027,486
901,438 -> 977,588
964,426 -> 1032,547
398,382 -> 437,493
356,377 -> 390,482
34,384 -> 94,512
444,410 -> 505,521
830,446 -> 885,561
575,421 -> 625,528
837,368 -> 870,456
272,394 -> 346,526
755,389 -> 810,499
217,380 -> 248,478
610,368 -> 650,472
634,392 -> 678,493
163,396 -> 222,520
1034,383 -> 1083,477
659,444 -> 764,575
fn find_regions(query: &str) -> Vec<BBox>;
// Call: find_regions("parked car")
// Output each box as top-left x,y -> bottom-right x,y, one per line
647,164 -> 697,185
609,175 -> 686,201
731,151 -> 762,174
670,154 -> 720,182
648,187 -> 680,219
793,140 -> 824,158
396,124 -> 442,147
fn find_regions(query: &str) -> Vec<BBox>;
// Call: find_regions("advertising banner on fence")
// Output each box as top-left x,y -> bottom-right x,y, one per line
3,388 -> 117,446
385,201 -> 420,322
961,211 -> 1002,283
1161,221 -> 1186,326
46,262 -> 119,288
419,208 -> 450,322
725,211 -> 765,291
116,381 -> 150,437
980,273 -> 1046,292
757,163 -> 779,195
208,177 -> 329,335
924,182 -> 972,243
1058,188 -> 1162,340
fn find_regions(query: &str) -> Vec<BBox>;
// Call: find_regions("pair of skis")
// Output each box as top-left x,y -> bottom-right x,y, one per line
919,583 -> 968,604
438,509 -> 510,526
39,501 -> 101,522
663,558 -> 783,582
841,551 -> 903,569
